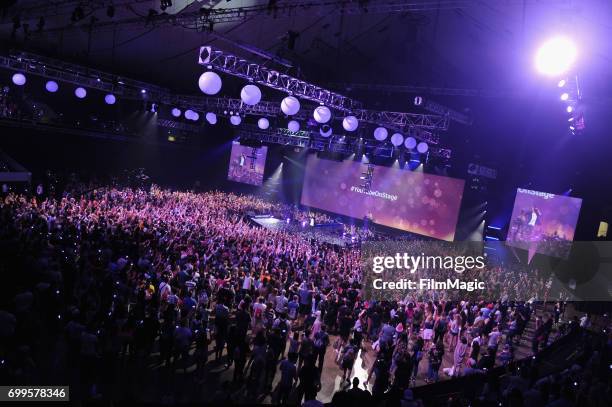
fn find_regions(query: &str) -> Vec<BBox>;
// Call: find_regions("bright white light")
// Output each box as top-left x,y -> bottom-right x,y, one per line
560,93 -> 569,101
198,71 -> 222,95
557,79 -> 566,88
342,116 -> 359,132
313,106 -> 331,124
535,36 -> 577,77
104,94 -> 116,105
12,73 -> 26,86
45,81 -> 58,92
566,105 -> 573,113
280,96 -> 300,115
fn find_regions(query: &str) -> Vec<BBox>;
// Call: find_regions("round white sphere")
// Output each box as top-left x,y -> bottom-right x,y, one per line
230,115 -> 242,126
12,73 -> 26,86
205,112 -> 217,124
240,84 -> 262,106
313,106 -> 331,124
417,142 -> 429,153
404,137 -> 417,149
104,94 -> 116,105
288,120 -> 300,132
75,87 -> 87,99
342,116 -> 358,132
391,133 -> 404,146
45,81 -> 59,93
374,127 -> 388,141
258,117 -> 270,130
320,125 -> 332,138
191,112 -> 200,121
171,108 -> 181,117
198,71 -> 222,95
281,96 -> 300,115
185,109 -> 195,120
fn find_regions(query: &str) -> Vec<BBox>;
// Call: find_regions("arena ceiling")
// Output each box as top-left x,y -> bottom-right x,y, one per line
1,0 -> 611,104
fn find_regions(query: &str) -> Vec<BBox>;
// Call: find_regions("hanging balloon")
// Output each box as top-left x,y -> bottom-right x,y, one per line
313,106 -> 331,124
240,84 -> 262,106
45,81 -> 59,93
342,116 -> 359,132
74,87 -> 87,99
373,127 -> 388,141
230,115 -> 242,126
404,137 -> 417,149
391,133 -> 404,147
198,71 -> 222,95
104,94 -> 116,105
205,112 -> 217,124
258,117 -> 269,130
319,125 -> 332,138
171,108 -> 182,117
280,96 -> 300,115
12,73 -> 26,86
288,120 -> 300,132
417,142 -> 429,153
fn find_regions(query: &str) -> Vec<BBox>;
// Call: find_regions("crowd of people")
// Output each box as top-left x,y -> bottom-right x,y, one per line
0,186 -> 609,405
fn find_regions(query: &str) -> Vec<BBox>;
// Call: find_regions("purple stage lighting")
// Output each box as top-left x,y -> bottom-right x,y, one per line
45,81 -> 59,92
560,93 -> 569,101
557,79 -> 566,88
535,36 -> 577,77
75,87 -> 87,99
12,73 -> 26,86
104,94 -> 116,105
171,108 -> 181,117
566,105 -> 574,113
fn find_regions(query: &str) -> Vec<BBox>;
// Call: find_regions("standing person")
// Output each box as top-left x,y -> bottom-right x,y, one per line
433,313 -> 447,345
272,313 -> 290,359
449,314 -> 461,350
298,329 -> 314,371
422,316 -> 434,350
366,356 -> 390,401
277,353 -> 298,404
452,337 -> 468,377
340,340 -> 357,383
313,324 -> 330,370
426,339 -> 444,383
297,357 -> 320,403
411,336 -> 424,384
214,301 -> 229,361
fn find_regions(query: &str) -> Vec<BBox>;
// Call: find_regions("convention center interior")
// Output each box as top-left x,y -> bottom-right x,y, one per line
0,0 -> 611,406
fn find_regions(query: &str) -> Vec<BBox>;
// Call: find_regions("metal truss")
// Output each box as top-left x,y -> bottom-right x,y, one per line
198,46 -> 361,111
0,51 -> 445,142
421,98 -> 472,125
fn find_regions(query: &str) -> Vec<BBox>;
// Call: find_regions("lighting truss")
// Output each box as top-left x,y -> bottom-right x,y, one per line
198,46 -> 361,111
329,82 -> 521,98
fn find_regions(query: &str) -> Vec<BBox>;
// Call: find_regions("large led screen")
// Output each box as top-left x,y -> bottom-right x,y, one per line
507,188 -> 582,257
300,155 -> 465,241
227,142 -> 268,186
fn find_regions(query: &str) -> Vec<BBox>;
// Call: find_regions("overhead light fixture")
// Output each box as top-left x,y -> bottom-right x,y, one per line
535,36 -> 577,77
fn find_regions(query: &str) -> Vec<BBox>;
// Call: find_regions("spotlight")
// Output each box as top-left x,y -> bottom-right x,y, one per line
141,89 -> 147,94
566,105 -> 573,113
557,79 -> 566,88
560,93 -> 569,101
535,36 -> 577,77
150,103 -> 158,113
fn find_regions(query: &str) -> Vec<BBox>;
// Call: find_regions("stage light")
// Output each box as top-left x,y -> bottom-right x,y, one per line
569,125 -> 575,131
342,116 -> 358,132
288,120 -> 300,132
535,36 -> 577,77
104,94 -> 116,105
45,80 -> 58,92
205,112 -> 217,124
417,142 -> 429,153
230,115 -> 241,125
12,73 -> 26,86
558,79 -> 566,87
320,125 -> 332,138
281,96 -> 300,115
313,106 -> 331,124
560,92 -> 569,101
404,136 -> 417,149
390,133 -> 404,147
75,87 -> 87,99
566,105 -> 573,113
150,103 -> 158,113
198,71 -> 222,95
258,117 -> 269,130
171,108 -> 181,117
140,89 -> 147,94
240,84 -> 262,106
374,127 -> 388,141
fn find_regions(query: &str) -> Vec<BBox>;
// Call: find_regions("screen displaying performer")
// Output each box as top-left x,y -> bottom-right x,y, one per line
227,142 -> 268,186
300,155 -> 465,240
507,188 -> 582,257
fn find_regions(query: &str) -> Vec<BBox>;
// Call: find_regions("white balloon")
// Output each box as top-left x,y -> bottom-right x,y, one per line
45,81 -> 58,93
404,137 -> 417,149
185,109 -> 195,120
75,87 -> 87,99
104,94 -> 116,105
198,71 -> 222,95
230,115 -> 242,126
191,112 -> 200,121
258,117 -> 270,130
313,106 -> 331,124
171,108 -> 182,117
281,96 -> 300,115
320,125 -> 332,138
240,84 -> 262,106
342,116 -> 359,132
205,112 -> 217,124
417,142 -> 429,153
288,120 -> 300,132
374,127 -> 388,141
12,73 -> 26,86
391,133 -> 404,146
